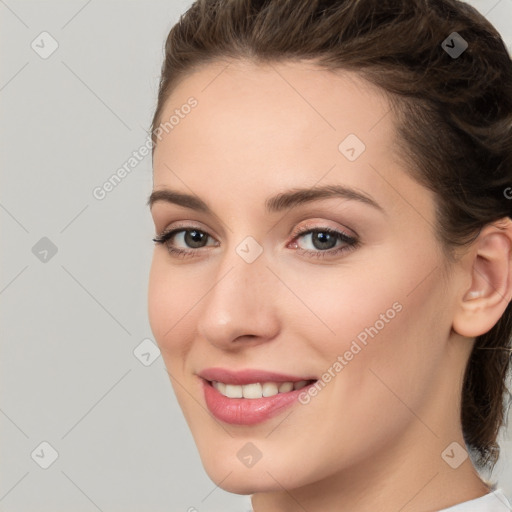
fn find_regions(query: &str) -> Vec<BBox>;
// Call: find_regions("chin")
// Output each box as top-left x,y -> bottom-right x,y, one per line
197,445 -> 310,495
201,461 -> 280,495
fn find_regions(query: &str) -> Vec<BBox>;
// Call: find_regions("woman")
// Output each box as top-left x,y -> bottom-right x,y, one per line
147,0 -> 512,510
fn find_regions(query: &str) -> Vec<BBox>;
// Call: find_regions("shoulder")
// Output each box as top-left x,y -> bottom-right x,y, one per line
437,488 -> 511,511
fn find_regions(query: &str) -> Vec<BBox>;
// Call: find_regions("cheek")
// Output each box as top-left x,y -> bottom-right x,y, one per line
281,258 -> 406,351
297,242 -> 446,359
147,256 -> 198,360
291,250 -> 447,417
148,257 -> 204,417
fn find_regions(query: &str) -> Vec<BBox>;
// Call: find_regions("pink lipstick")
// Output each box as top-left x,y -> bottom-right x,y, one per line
199,368 -> 317,425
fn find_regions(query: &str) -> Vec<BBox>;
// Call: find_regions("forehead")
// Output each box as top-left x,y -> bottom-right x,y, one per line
153,58 -> 394,164
150,59 -> 417,217
150,59 -> 440,243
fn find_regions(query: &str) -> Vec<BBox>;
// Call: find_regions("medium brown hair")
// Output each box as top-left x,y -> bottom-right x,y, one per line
150,0 -> 512,471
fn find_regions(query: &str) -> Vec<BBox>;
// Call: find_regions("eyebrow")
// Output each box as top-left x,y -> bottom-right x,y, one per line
147,184 -> 384,214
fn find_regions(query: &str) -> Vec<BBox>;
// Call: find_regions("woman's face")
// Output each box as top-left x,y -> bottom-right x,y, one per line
148,60 -> 467,494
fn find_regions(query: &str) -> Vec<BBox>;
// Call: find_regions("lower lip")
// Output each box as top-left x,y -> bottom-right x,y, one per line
202,379 -> 316,425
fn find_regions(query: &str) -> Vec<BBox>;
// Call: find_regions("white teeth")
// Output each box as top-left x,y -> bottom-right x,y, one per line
224,384 -> 243,398
262,382 -> 279,397
212,380 -> 312,399
278,382 -> 293,393
242,383 -> 263,398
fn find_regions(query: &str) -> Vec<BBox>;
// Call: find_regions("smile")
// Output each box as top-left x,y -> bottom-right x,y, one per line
210,380 -> 313,399
198,368 -> 319,425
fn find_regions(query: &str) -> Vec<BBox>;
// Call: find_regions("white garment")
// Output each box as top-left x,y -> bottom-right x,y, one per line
437,488 -> 511,511
244,488 -> 512,511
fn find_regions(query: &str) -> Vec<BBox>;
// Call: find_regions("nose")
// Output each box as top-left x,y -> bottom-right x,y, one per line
196,245 -> 281,351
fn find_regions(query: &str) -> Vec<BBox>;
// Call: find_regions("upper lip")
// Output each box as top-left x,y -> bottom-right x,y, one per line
198,367 -> 317,385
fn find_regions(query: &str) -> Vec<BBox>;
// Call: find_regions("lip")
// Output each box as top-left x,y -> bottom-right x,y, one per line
198,367 -> 318,425
198,367 -> 317,385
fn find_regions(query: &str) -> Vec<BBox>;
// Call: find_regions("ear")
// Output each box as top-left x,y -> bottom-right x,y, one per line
453,217 -> 512,338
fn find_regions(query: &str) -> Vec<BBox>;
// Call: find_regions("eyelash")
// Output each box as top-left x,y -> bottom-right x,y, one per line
152,224 -> 359,260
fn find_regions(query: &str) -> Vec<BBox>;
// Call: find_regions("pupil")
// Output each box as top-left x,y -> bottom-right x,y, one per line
313,231 -> 336,250
186,230 -> 205,248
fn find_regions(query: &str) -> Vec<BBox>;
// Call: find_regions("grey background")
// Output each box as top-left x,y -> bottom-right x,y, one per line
0,1 -> 511,510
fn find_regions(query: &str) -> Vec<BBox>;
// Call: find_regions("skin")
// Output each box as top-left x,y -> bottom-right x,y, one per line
147,59 -> 512,512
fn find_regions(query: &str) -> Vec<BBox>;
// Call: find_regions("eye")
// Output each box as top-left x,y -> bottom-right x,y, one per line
152,224 -> 359,260
289,226 -> 359,259
152,227 -> 218,258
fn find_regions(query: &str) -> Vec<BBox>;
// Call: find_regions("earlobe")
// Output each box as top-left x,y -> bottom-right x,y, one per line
453,219 -> 512,338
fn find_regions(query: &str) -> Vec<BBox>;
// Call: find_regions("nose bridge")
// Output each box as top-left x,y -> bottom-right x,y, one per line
196,236 -> 279,346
